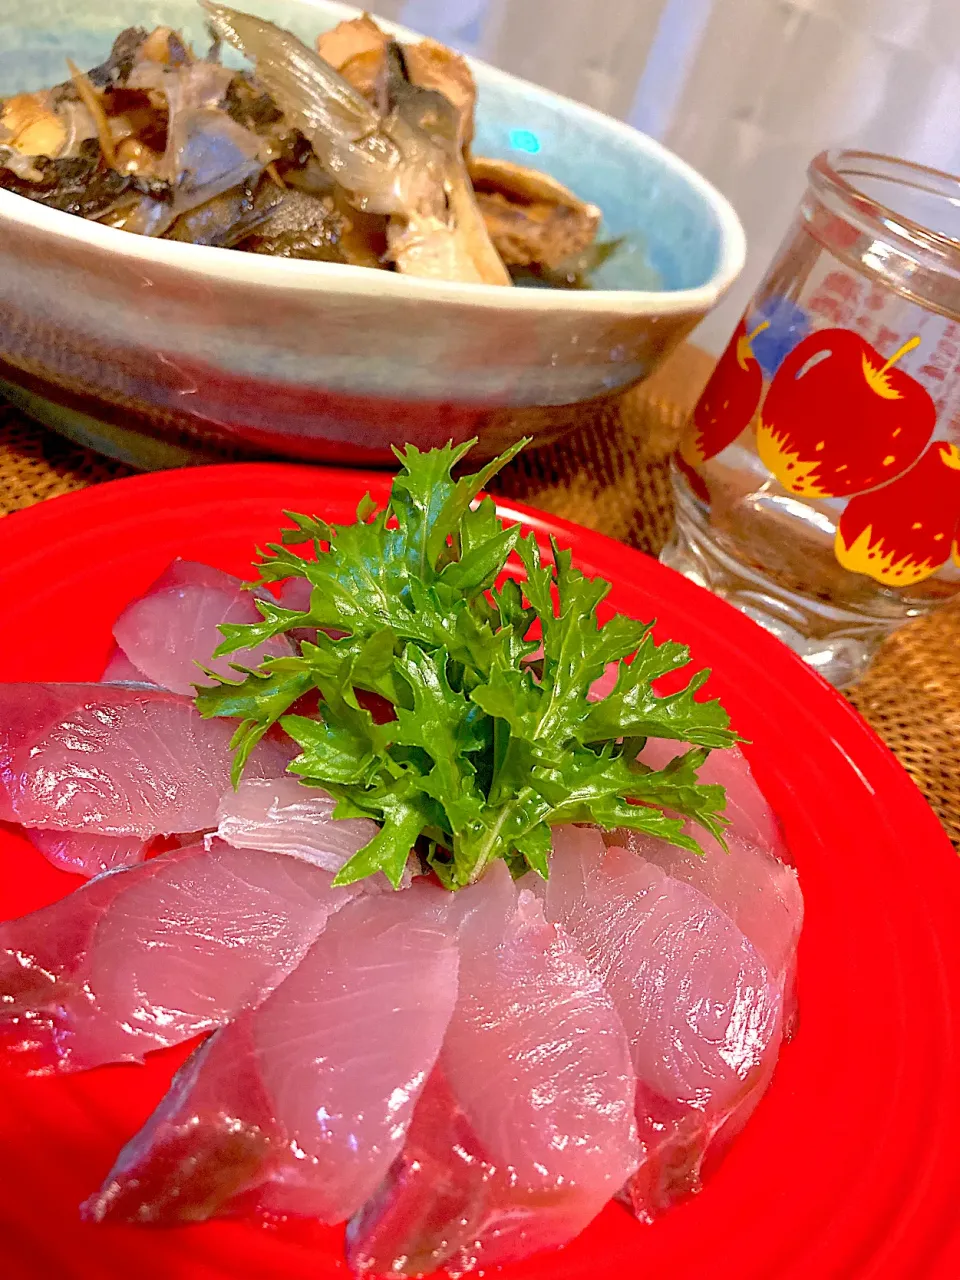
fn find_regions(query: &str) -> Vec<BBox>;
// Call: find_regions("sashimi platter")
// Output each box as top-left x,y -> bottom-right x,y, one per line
0,438 -> 829,1277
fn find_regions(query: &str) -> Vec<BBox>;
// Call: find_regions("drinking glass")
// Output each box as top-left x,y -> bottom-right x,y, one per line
662,149 -> 960,687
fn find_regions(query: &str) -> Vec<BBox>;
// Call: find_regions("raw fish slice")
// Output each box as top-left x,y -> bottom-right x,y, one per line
547,829 -> 781,1104
79,839 -> 360,1066
444,855 -> 517,945
0,865 -> 132,1072
625,744 -> 801,1021
277,576 -> 345,645
24,827 -> 147,877
587,665 -> 788,858
214,775 -> 376,869
348,1069 -> 507,1278
213,775 -> 415,886
0,839 -> 356,1073
348,869 -> 640,1276
621,1066 -> 777,1222
0,683 -> 95,822
112,559 -> 294,695
546,826 -> 782,1218
86,881 -> 458,1226
278,576 -> 311,612
0,682 -> 290,835
640,738 -> 786,858
443,884 -> 639,1196
618,828 -> 803,988
586,660 -> 618,702
101,646 -> 155,684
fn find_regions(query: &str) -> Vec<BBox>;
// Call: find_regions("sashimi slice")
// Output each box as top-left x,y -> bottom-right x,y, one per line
0,839 -> 357,1073
86,881 -> 458,1226
0,865 -> 132,1072
101,647 -> 155,685
640,738 -> 786,858
619,828 -> 803,989
586,660 -> 618,702
624,743 -> 801,1021
277,575 -> 345,646
623,1048 -> 782,1220
112,559 -> 294,695
0,683 -> 290,835
586,666 -> 788,860
443,884 -> 640,1210
278,576 -> 311,612
214,776 -> 376,869
546,826 -> 782,1219
213,776 -> 415,886
24,827 -> 147,877
348,1068 -> 506,1278
348,868 -> 640,1276
547,829 -> 781,1103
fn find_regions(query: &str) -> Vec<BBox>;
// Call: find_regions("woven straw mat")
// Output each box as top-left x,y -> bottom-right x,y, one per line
1,343 -> 958,848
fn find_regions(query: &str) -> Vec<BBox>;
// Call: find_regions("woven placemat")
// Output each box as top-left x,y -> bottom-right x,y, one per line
2,344 -> 958,846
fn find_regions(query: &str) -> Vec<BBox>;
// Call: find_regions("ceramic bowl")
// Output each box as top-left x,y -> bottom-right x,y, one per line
0,0 -> 745,467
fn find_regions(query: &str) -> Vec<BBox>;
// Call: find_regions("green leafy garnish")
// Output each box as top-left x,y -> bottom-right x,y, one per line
195,439 -> 738,889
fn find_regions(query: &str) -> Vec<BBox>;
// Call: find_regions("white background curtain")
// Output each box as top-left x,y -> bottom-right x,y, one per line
376,0 -> 960,353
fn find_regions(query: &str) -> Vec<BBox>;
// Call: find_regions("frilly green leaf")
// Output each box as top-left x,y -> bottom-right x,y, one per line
194,438 -> 738,888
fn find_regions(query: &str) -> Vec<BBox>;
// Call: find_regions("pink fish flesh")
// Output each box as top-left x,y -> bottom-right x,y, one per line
626,742 -> 801,1018
619,828 -> 803,992
0,839 -> 357,1073
349,1069 -> 506,1278
586,660 -> 618,702
85,881 -> 458,1226
639,738 -> 786,858
547,829 -> 781,1103
586,663 -> 788,859
349,867 -> 640,1276
24,827 -> 148,877
214,776 -> 376,870
111,559 -> 295,695
278,576 -> 343,646
101,647 -> 155,685
547,826 -> 783,1220
0,682 -> 291,836
441,880 -> 640,1235
278,576 -> 312,612
213,775 -> 414,886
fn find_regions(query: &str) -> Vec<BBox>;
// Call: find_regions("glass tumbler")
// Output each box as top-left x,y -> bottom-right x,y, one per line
663,150 -> 960,687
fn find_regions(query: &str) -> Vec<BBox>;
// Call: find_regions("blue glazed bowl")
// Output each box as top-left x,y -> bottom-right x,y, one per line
0,0 -> 745,467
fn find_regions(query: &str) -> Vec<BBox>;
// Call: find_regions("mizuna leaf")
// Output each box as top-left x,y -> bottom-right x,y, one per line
194,439 -> 739,888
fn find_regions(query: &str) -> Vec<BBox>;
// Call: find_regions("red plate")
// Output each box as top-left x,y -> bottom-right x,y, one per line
0,464 -> 958,1280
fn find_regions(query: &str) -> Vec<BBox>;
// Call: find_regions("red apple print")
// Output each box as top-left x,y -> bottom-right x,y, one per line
673,449 -> 710,503
835,441 -> 960,586
681,316 -> 770,465
757,329 -> 936,498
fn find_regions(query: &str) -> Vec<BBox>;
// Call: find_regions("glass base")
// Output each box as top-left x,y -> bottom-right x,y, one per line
661,493 -> 920,689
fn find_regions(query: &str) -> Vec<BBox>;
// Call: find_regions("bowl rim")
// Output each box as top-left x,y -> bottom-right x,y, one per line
0,0 -> 746,317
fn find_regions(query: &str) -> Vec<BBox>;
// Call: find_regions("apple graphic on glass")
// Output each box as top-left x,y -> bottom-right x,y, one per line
757,329 -> 937,499
682,316 -> 770,467
836,440 -> 960,586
